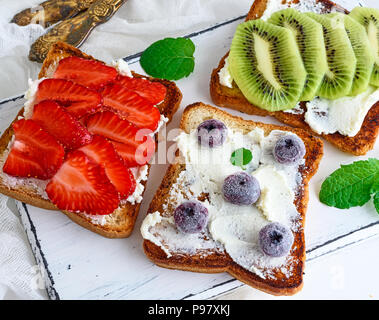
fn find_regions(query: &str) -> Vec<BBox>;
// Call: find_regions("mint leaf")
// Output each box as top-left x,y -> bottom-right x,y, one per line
319,158 -> 379,209
373,193 -> 379,214
371,175 -> 379,194
374,193 -> 379,214
231,148 -> 253,169
140,37 -> 195,80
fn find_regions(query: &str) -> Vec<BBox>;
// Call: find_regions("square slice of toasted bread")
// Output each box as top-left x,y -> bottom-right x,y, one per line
142,102 -> 323,296
0,41 -> 182,238
210,0 -> 379,156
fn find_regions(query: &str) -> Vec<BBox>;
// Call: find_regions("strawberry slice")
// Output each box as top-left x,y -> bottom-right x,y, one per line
79,135 -> 136,198
100,84 -> 161,131
116,75 -> 167,105
110,141 -> 153,168
3,119 -> 64,180
31,100 -> 92,150
45,150 -> 119,215
36,79 -> 102,119
85,111 -> 155,167
53,57 -> 118,90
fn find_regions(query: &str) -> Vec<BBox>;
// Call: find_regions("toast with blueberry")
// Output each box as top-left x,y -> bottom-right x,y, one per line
210,0 -> 379,156
141,103 -> 323,296
0,41 -> 182,238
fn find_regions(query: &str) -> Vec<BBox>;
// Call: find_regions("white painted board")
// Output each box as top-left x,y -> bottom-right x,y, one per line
0,0 -> 377,300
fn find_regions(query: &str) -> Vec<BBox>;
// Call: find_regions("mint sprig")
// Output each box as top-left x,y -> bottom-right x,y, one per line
319,158 -> 379,213
140,37 -> 195,80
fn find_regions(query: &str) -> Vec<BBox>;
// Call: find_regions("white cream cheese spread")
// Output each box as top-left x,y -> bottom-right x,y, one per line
141,211 -> 168,254
304,86 -> 379,137
111,59 -> 133,77
82,213 -> 108,226
252,165 -> 298,223
260,0 -> 325,21
283,103 -> 304,115
125,165 -> 149,205
218,57 -> 233,88
141,126 -> 304,279
140,211 -> 221,258
23,78 -> 45,119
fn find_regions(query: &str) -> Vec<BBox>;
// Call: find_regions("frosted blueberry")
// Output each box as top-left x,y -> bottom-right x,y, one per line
259,222 -> 294,257
222,172 -> 260,205
174,200 -> 208,233
197,119 -> 227,148
273,135 -> 305,164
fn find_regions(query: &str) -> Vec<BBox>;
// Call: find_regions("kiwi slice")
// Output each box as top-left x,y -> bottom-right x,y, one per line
268,8 -> 327,101
328,13 -> 374,96
229,20 -> 306,111
305,12 -> 356,100
349,7 -> 379,87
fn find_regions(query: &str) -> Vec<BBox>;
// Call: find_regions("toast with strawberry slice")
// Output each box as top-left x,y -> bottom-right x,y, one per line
0,41 -> 182,238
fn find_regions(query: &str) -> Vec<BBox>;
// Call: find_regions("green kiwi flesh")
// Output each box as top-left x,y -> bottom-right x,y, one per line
328,12 -> 374,96
305,12 -> 356,100
229,19 -> 306,111
349,7 -> 379,87
268,8 -> 327,101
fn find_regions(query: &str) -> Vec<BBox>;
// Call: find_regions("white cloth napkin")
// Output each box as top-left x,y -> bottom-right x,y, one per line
0,0 -> 252,300
0,196 -> 47,299
0,0 -> 253,100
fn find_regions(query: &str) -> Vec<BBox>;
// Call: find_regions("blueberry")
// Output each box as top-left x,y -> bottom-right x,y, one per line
197,119 -> 227,148
174,201 -> 209,233
222,172 -> 260,205
273,135 -> 306,164
259,222 -> 294,257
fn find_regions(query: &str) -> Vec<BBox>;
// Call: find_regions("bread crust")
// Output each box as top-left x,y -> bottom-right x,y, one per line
209,0 -> 379,156
143,102 -> 323,295
0,41 -> 182,238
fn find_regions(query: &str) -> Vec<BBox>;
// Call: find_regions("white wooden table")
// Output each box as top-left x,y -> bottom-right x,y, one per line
0,0 -> 378,300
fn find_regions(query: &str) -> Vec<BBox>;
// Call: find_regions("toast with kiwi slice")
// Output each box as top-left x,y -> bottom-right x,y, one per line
0,41 -> 182,238
142,103 -> 323,296
349,6 -> 379,87
210,0 -> 379,155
